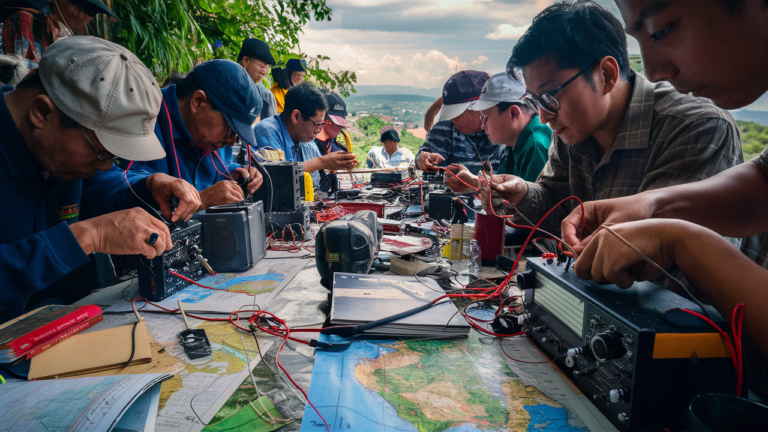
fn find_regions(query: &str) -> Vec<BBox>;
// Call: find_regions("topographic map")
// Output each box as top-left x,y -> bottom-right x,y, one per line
300,311 -> 616,432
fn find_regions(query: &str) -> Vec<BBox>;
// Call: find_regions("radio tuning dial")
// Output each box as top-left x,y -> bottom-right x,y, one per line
590,332 -> 625,362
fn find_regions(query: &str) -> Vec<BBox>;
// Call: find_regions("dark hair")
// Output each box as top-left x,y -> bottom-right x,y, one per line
508,0 -> 630,88
283,82 -> 328,121
162,72 -> 203,99
15,69 -> 78,129
270,67 -> 292,90
496,102 -> 534,117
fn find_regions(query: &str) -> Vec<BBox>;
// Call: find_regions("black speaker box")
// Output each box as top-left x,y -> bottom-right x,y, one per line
195,201 -> 266,273
251,162 -> 303,212
266,206 -> 311,241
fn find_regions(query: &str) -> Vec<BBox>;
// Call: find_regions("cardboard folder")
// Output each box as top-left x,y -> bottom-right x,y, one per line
28,321 -> 152,380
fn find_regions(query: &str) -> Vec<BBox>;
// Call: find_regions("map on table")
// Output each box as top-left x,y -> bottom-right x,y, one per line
81,312 -> 273,432
107,258 -> 307,314
300,312 -> 616,432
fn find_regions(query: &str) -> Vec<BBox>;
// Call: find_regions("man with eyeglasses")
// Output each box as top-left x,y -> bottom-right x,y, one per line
108,59 -> 265,210
443,72 -> 551,194
478,0 -> 742,238
237,38 -> 277,121
0,37 -> 201,322
253,82 -> 358,184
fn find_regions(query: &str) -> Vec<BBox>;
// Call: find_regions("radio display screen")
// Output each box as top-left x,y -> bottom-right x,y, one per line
534,273 -> 586,338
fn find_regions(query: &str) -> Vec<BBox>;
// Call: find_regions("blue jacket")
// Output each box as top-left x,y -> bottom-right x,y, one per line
114,85 -> 240,190
0,86 -> 152,321
252,114 -> 323,184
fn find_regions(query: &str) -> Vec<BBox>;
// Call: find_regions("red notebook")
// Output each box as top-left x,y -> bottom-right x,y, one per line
24,313 -> 104,359
0,305 -> 103,356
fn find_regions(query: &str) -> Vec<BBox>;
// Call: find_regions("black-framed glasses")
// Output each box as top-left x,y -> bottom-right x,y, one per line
77,125 -> 114,161
522,63 -> 595,115
304,116 -> 326,133
210,101 -> 238,140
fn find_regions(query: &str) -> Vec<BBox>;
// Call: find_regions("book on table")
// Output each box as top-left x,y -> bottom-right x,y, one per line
330,272 -> 470,338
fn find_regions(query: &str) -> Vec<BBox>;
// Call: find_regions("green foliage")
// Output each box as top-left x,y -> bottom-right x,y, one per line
356,116 -> 387,137
738,120 -> 768,160
108,0 -> 356,95
629,54 -> 644,75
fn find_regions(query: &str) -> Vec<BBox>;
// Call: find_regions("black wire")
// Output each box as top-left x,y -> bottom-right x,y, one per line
123,321 -> 139,368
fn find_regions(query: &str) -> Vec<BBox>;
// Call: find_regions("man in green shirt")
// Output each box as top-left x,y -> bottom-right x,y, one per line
443,72 -> 551,192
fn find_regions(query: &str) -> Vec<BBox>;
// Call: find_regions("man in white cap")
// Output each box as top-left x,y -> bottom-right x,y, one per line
416,70 -> 500,176
0,36 -> 200,322
444,72 -> 551,193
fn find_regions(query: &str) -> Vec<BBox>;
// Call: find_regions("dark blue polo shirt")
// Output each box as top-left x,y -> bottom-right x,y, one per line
114,85 -> 240,190
0,86 -> 150,321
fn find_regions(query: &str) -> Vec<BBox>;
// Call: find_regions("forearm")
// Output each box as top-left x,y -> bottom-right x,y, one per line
649,162 -> 768,237
514,181 -> 570,235
302,157 -> 324,174
671,222 -> 768,360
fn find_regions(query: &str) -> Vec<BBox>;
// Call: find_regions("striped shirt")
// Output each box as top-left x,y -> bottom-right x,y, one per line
417,121 -> 502,175
514,72 -> 743,236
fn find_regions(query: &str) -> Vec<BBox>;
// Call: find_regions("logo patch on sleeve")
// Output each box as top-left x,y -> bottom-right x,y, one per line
58,204 -> 80,220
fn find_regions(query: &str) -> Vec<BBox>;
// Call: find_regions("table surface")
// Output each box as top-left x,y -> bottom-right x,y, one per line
74,250 -> 604,432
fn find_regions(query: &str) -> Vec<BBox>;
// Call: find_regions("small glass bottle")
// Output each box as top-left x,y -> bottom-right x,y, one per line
468,239 -> 481,276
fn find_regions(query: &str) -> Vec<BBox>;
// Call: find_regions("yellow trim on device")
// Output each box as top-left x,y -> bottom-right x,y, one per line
652,333 -> 731,359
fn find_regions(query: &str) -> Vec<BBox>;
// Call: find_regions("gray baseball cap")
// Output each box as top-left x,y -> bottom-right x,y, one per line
469,72 -> 527,112
39,36 -> 165,162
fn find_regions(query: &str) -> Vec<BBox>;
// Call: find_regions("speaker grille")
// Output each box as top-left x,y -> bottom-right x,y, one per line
208,226 -> 238,261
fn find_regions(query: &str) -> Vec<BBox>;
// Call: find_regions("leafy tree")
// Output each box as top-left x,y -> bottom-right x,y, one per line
737,120 -> 768,160
105,0 -> 356,95
356,116 -> 387,137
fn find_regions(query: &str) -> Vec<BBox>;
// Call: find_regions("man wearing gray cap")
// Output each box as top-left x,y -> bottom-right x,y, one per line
0,36 -> 201,322
444,73 -> 551,193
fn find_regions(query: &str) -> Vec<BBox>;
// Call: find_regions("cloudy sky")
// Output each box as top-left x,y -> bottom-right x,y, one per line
300,0 -> 768,110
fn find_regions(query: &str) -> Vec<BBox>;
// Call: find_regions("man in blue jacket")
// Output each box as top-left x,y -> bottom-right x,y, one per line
112,60 -> 264,209
0,37 -> 201,322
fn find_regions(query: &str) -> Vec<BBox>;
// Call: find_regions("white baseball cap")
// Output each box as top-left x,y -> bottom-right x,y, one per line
39,36 -> 165,162
469,72 -> 527,112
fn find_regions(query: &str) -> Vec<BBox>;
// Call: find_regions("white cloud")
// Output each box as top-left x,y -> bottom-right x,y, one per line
484,24 -> 529,40
471,55 -> 489,66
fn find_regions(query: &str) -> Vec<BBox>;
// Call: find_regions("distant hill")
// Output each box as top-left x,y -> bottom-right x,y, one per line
353,85 -> 440,98
731,110 -> 768,126
346,94 -> 436,103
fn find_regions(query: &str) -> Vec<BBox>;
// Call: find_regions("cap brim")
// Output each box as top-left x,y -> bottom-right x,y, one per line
94,129 -> 165,162
437,102 -> 471,122
85,0 -> 119,20
469,99 -> 500,111
328,114 -> 351,128
225,113 -> 258,147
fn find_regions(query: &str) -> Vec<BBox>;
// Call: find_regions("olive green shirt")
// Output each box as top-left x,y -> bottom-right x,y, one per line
495,115 -> 552,182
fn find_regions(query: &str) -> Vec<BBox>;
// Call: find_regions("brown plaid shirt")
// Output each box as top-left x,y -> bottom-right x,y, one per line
514,73 -> 743,236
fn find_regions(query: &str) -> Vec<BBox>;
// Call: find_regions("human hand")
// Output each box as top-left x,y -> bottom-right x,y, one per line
573,219 -> 688,289
561,194 -> 654,255
70,208 -> 172,259
145,173 -> 201,222
417,152 -> 445,171
477,174 -> 527,214
443,164 -> 478,194
233,166 -> 264,194
323,152 -> 358,171
200,180 -> 244,209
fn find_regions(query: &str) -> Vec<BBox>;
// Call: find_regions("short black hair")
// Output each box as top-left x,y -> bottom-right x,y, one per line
270,67 -> 292,90
283,82 -> 328,121
15,69 -> 78,129
508,0 -> 630,87
162,72 -> 203,99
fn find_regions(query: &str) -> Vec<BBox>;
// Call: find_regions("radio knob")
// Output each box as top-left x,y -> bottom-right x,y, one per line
590,332 -> 625,362
609,389 -> 624,403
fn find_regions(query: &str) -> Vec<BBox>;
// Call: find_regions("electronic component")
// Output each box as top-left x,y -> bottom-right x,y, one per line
194,201 -> 266,273
370,171 -> 406,187
266,206 -> 311,240
138,221 -> 210,302
337,200 -> 385,218
421,170 -> 444,184
335,189 -> 361,199
404,205 -> 423,218
524,258 -> 736,431
251,161 -> 303,212
315,210 -> 383,288
427,191 -> 455,221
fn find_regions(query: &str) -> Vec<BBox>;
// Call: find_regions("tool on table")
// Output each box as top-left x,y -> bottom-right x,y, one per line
177,301 -> 212,360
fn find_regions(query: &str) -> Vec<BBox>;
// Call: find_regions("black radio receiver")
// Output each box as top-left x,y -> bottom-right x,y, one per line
521,258 -> 736,432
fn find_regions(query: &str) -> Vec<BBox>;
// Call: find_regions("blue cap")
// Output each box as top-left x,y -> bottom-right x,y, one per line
286,59 -> 307,73
192,59 -> 262,146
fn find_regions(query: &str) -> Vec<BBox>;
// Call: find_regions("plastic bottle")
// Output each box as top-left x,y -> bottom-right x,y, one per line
468,239 -> 481,276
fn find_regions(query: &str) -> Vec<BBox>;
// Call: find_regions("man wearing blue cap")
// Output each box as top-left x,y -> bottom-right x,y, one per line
113,59 -> 264,209
271,58 -> 307,114
237,38 -> 277,120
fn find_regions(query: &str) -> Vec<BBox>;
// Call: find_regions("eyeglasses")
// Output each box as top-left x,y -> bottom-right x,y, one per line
77,125 -> 114,161
210,101 -> 238,140
521,63 -> 595,115
305,117 -> 326,134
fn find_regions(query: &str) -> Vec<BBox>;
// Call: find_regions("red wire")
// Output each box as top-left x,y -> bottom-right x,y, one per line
211,151 -> 235,180
162,99 -> 183,180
